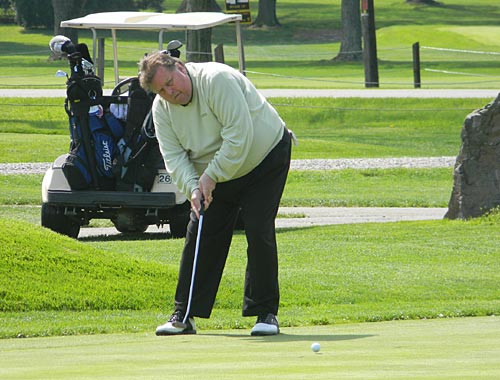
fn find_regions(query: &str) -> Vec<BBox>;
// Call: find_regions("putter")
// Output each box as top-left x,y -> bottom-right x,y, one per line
172,199 -> 204,329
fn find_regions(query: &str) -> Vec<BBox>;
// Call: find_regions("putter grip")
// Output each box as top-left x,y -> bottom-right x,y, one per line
199,196 -> 205,216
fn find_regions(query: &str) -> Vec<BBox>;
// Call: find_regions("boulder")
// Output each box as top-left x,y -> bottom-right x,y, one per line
445,94 -> 500,219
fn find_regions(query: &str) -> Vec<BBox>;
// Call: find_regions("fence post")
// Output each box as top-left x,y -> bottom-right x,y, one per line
361,0 -> 379,88
413,42 -> 421,89
97,38 -> 105,82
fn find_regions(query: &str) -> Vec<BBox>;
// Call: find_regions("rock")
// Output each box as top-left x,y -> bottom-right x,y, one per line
445,94 -> 500,219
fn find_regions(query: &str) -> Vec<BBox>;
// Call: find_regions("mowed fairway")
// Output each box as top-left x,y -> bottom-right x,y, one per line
1,317 -> 498,380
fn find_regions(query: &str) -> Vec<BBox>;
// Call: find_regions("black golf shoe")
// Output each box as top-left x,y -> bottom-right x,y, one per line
155,310 -> 196,336
250,313 -> 280,336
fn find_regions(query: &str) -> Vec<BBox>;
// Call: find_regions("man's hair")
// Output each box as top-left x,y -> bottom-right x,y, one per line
138,51 -> 183,92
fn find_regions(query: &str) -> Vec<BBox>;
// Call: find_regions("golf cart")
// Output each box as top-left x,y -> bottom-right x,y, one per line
41,11 -> 244,239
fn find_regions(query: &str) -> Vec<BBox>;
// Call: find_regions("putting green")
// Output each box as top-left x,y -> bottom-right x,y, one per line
0,316 -> 498,379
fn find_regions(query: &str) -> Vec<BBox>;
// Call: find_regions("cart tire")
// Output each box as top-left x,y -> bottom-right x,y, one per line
114,223 -> 149,234
112,210 -> 148,234
41,203 -> 80,238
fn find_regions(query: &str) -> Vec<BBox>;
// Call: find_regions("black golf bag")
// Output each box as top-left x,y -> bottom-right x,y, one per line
113,77 -> 164,192
58,39 -> 163,192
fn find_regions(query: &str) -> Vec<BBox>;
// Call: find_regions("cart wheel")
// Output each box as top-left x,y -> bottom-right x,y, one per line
113,223 -> 149,234
41,203 -> 80,238
112,210 -> 148,234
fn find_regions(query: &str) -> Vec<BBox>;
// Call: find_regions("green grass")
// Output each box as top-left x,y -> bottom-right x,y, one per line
0,218 -> 178,313
1,4 -> 499,374
0,97 -> 491,162
1,0 -> 500,89
0,98 -> 67,134
0,205 -> 40,224
0,168 -> 454,208
0,133 -> 68,163
0,174 -> 42,205
1,318 -> 499,380
1,213 -> 500,339
274,97 -> 488,159
282,168 -> 454,207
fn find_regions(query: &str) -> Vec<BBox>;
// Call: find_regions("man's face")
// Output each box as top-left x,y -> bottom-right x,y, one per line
150,63 -> 192,105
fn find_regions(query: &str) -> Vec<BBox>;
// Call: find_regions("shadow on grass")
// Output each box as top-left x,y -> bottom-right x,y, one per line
78,231 -> 172,242
204,332 -> 375,343
77,226 -> 317,241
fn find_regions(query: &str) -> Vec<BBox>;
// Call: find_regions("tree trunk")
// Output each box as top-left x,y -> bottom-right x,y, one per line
178,0 -> 219,62
52,0 -> 88,43
333,0 -> 362,61
186,28 -> 213,62
252,0 -> 280,28
177,0 -> 221,12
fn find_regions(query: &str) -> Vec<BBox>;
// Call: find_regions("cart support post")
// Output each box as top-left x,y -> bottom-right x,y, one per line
159,29 -> 165,50
235,20 -> 246,76
112,29 -> 119,84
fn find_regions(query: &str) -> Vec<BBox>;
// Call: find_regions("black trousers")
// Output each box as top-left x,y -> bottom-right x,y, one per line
174,129 -> 292,318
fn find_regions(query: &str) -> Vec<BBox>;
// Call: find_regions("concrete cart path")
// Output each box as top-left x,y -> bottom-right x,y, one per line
1,88 -> 498,98
275,206 -> 446,228
1,87 -> 454,239
77,207 -> 447,238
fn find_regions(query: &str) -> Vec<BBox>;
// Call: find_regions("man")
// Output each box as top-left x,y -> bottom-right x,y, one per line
139,51 -> 292,336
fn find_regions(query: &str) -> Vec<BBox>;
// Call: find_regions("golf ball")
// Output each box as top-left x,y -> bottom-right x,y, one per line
311,342 -> 321,353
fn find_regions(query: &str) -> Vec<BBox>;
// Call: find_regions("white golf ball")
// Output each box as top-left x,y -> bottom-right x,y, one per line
311,342 -> 321,353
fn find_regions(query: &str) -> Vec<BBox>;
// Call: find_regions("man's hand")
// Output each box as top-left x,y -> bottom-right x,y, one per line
191,173 -> 216,218
191,188 -> 203,219
199,173 -> 216,209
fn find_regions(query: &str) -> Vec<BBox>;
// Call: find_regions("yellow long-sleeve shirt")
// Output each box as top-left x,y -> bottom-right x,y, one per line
153,62 -> 285,198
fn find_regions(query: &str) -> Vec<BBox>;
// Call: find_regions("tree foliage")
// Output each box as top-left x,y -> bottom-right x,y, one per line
13,0 -> 53,28
0,0 -> 12,13
10,0 -> 164,30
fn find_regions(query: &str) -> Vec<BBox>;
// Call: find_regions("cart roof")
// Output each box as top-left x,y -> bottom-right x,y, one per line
60,11 -> 246,84
60,11 -> 242,31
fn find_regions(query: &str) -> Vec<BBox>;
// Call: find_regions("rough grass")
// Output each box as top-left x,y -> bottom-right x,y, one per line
0,167 -> 454,207
0,97 -> 491,162
282,168 -> 454,207
1,212 -> 499,338
0,218 -> 178,313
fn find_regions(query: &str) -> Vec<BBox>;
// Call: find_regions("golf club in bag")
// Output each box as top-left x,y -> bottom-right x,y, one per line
173,200 -> 205,329
49,35 -> 106,190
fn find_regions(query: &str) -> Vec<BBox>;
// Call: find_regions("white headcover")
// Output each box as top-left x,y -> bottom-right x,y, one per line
49,35 -> 71,54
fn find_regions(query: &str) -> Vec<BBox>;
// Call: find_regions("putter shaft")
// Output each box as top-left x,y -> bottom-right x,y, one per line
182,203 -> 204,325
